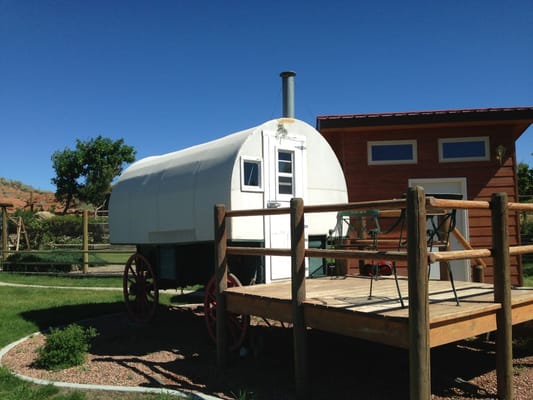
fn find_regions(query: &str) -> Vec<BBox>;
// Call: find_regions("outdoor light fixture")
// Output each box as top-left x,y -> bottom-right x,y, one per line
495,144 -> 507,166
276,122 -> 288,140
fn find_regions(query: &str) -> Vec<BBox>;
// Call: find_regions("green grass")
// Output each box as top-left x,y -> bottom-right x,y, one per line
0,286 -> 125,347
0,367 -> 185,399
0,281 -> 189,399
0,273 -> 123,288
523,262 -> 533,287
90,252 -> 131,265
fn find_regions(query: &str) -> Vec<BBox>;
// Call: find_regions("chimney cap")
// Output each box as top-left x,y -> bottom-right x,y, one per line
280,71 -> 296,78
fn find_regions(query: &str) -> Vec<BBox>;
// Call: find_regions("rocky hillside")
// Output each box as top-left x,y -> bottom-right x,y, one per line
0,177 -> 63,212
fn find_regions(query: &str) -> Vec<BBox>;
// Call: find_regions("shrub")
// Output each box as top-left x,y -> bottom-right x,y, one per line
35,324 -> 98,371
4,252 -> 78,272
521,219 -> 533,243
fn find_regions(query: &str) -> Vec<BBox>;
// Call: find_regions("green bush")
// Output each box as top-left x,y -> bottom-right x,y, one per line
35,324 -> 98,371
4,252 -> 78,272
10,211 -> 84,249
521,219 -> 533,243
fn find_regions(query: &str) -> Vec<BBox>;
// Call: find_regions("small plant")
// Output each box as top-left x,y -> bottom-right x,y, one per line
35,324 -> 98,371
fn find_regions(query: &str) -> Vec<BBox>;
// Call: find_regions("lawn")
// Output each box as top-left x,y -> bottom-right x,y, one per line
0,273 -> 202,296
0,279 -> 190,400
0,273 -> 123,288
523,262 -> 533,286
90,251 -> 131,265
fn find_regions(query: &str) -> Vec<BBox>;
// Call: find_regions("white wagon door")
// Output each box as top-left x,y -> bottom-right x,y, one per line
409,177 -> 470,281
263,131 -> 307,282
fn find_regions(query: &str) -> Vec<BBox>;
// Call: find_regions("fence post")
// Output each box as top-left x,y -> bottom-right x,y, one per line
214,204 -> 228,367
82,210 -> 89,274
491,193 -> 513,400
290,198 -> 309,400
407,186 -> 430,400
1,205 -> 8,262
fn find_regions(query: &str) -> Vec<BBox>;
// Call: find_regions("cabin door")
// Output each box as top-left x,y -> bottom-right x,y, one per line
263,131 -> 307,282
408,178 -> 470,281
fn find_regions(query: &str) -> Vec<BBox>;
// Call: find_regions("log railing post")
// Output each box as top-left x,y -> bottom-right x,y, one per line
214,204 -> 228,367
407,186 -> 430,400
82,210 -> 89,274
491,193 -> 513,400
290,198 -> 309,400
1,206 -> 8,262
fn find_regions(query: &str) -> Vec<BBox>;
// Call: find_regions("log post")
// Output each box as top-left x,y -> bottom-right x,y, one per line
491,193 -> 513,400
1,206 -> 8,262
290,198 -> 309,400
214,204 -> 228,367
82,210 -> 89,274
407,187 -> 430,400
439,213 -> 451,281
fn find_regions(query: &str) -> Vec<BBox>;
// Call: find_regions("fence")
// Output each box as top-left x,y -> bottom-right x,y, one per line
0,210 -> 133,274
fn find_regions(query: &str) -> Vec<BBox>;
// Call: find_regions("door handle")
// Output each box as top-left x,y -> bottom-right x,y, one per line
267,201 -> 282,208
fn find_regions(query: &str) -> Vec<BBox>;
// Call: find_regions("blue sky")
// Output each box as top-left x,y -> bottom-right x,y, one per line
1,0 -> 532,192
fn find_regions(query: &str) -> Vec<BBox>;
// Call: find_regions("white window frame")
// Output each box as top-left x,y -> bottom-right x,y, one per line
276,149 -> 295,198
438,136 -> 490,163
240,156 -> 263,192
367,140 -> 417,165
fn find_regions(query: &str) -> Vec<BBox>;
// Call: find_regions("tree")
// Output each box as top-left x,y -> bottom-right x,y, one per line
51,136 -> 136,213
51,148 -> 83,214
518,162 -> 533,200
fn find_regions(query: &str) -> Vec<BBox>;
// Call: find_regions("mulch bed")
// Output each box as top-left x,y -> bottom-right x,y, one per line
3,300 -> 532,400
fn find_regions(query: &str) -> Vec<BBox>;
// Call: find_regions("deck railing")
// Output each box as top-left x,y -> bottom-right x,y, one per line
214,187 -> 533,400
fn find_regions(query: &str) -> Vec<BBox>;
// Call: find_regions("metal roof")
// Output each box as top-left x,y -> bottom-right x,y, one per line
316,106 -> 533,130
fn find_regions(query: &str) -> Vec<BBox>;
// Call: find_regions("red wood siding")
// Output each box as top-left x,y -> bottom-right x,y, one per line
321,123 -> 523,285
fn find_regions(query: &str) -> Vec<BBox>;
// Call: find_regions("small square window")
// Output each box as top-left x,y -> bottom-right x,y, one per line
241,157 -> 263,192
368,140 -> 417,165
439,137 -> 489,162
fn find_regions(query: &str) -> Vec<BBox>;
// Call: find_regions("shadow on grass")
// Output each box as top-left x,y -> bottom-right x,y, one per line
19,301 -> 130,332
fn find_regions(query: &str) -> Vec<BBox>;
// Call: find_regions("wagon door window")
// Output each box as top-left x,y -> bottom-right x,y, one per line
277,150 -> 294,195
241,157 -> 263,192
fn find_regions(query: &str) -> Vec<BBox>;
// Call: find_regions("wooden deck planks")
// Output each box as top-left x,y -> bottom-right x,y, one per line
224,276 -> 533,348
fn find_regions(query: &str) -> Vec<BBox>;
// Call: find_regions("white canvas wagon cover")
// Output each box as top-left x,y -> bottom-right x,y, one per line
109,118 -> 347,245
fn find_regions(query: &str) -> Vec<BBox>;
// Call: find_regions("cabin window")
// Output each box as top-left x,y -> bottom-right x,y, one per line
367,140 -> 417,165
278,150 -> 294,195
241,157 -> 263,192
439,137 -> 489,162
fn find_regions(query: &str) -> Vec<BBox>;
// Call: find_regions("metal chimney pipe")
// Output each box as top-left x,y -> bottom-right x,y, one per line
280,71 -> 296,118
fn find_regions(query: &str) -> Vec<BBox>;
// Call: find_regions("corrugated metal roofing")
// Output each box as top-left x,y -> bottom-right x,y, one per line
316,106 -> 533,129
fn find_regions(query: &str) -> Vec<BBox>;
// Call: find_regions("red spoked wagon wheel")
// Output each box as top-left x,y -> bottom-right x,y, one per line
123,253 -> 159,323
204,273 -> 249,352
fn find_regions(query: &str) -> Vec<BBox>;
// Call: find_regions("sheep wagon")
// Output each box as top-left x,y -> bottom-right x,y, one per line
109,111 -> 347,350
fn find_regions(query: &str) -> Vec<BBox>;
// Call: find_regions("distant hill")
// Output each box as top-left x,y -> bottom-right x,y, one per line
0,177 -> 63,212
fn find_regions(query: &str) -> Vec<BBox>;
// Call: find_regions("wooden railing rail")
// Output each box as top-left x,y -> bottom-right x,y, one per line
214,190 -> 529,400
508,202 -> 533,211
427,196 -> 490,210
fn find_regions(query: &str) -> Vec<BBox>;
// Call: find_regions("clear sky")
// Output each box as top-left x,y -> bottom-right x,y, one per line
1,0 -> 532,192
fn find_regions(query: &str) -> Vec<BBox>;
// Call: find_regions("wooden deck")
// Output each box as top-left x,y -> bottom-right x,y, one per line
225,276 -> 533,349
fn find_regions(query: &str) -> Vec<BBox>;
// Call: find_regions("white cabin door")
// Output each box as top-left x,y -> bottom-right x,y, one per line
409,178 -> 470,281
263,131 -> 307,282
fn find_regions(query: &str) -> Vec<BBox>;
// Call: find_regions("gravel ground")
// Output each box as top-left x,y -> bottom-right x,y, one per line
1,305 -> 532,399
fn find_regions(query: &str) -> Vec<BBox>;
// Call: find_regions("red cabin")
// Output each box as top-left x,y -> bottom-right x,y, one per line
317,107 -> 533,286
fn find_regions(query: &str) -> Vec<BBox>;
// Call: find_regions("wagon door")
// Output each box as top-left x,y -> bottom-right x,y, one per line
263,130 -> 307,282
409,178 -> 470,281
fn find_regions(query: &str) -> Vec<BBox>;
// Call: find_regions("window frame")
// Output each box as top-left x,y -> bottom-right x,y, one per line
438,136 -> 490,163
367,140 -> 418,165
277,149 -> 295,197
240,156 -> 264,192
